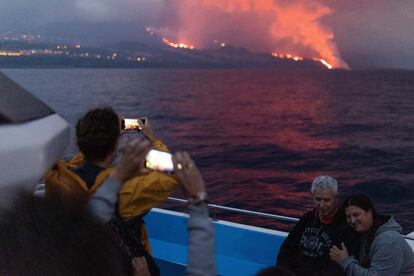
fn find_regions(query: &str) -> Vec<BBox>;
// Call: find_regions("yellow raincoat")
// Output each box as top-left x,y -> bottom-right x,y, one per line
45,139 -> 179,253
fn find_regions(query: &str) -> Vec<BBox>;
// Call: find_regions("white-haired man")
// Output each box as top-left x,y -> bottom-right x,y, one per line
276,176 -> 359,276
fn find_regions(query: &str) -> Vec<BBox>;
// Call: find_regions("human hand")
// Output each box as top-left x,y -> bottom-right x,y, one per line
139,117 -> 157,143
119,115 -> 127,136
110,138 -> 151,183
132,257 -> 150,276
172,152 -> 206,202
330,242 -> 349,264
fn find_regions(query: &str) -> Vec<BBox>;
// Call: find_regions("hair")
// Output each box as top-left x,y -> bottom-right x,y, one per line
310,175 -> 338,194
343,193 -> 378,215
0,192 -> 129,275
343,193 -> 383,268
76,106 -> 120,162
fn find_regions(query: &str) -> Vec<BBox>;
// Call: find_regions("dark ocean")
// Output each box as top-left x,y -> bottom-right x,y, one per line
2,68 -> 414,233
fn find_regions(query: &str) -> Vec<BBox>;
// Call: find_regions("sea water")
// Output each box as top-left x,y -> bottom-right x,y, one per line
3,68 -> 414,232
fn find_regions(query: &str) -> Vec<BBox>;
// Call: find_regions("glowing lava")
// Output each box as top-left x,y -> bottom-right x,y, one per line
272,52 -> 304,62
316,58 -> 333,70
160,0 -> 349,69
162,38 -> 195,50
271,52 -> 333,69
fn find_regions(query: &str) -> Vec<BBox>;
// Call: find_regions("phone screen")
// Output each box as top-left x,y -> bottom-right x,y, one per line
122,119 -> 142,130
145,149 -> 174,173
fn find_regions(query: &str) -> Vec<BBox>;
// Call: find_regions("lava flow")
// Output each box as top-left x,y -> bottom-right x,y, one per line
162,38 -> 195,50
272,52 -> 333,69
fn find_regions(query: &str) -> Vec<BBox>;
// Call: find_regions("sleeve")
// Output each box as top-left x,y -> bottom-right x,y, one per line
186,203 -> 216,276
87,177 -> 121,223
151,139 -> 169,152
341,239 -> 404,276
68,152 -> 84,166
276,214 -> 308,266
118,171 -> 179,218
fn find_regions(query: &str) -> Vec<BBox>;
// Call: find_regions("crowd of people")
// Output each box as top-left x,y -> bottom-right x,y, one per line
0,104 -> 413,276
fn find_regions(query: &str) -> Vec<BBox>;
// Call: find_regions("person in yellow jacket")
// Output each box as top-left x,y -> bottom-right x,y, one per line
45,106 -> 179,254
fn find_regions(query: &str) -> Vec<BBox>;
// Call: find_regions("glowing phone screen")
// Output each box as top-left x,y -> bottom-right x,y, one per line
145,149 -> 174,173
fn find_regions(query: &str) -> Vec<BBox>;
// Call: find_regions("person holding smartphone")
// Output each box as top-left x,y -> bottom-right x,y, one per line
90,139 -> 216,276
45,106 -> 179,260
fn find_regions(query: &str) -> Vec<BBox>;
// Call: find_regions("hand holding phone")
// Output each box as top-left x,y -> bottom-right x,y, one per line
121,118 -> 147,131
145,149 -> 174,174
172,152 -> 207,204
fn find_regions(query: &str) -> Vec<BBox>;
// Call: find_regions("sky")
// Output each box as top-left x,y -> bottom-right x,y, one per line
0,0 -> 413,70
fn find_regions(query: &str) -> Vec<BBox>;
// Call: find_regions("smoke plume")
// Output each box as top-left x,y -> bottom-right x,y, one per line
159,0 -> 348,68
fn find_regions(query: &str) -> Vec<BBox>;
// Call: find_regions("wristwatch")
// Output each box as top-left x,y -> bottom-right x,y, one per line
187,192 -> 208,205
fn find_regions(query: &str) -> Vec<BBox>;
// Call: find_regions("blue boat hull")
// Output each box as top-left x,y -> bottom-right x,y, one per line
146,208 -> 288,276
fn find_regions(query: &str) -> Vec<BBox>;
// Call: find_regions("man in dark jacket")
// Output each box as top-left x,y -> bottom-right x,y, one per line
276,176 -> 359,276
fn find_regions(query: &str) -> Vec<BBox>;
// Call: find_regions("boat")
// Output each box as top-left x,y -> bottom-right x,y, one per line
146,197 -> 414,276
0,72 -> 69,189
1,71 -> 414,276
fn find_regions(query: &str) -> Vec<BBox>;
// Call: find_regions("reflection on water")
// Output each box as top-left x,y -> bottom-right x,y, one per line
3,68 -> 414,233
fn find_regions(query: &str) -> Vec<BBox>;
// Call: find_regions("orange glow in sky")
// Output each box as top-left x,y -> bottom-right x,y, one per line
163,0 -> 348,69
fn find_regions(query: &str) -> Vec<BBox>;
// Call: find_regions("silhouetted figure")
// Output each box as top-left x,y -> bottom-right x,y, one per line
0,193 -> 128,276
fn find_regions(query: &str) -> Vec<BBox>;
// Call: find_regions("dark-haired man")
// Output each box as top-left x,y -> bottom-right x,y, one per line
45,106 -> 179,255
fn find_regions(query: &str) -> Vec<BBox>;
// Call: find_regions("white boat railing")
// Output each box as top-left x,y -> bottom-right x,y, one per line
166,196 -> 414,243
166,196 -> 299,223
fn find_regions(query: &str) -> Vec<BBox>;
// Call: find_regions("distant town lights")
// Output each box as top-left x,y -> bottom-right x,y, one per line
0,51 -> 21,56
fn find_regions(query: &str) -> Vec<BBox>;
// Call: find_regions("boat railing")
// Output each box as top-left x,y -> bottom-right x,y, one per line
166,196 -> 414,242
166,196 -> 299,223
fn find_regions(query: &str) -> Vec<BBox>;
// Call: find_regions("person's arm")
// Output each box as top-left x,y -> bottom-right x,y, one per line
343,240 -> 405,276
139,118 -> 169,152
88,138 -> 151,222
115,118 -> 178,219
186,203 -> 215,276
331,237 -> 405,276
88,176 -> 122,222
276,214 -> 308,267
173,151 -> 216,276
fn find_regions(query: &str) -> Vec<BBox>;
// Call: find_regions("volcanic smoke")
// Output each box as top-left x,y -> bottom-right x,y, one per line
159,0 -> 348,69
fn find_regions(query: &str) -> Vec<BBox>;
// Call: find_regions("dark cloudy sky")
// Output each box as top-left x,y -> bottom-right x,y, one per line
0,0 -> 413,70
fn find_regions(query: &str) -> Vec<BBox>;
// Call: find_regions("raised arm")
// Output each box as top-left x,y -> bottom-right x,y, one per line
173,151 -> 216,276
88,138 -> 151,222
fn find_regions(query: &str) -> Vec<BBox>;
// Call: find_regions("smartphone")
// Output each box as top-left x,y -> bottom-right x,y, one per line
122,118 -> 146,130
145,149 -> 174,174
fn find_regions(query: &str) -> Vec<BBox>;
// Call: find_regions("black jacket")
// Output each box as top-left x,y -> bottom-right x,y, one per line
276,208 -> 359,275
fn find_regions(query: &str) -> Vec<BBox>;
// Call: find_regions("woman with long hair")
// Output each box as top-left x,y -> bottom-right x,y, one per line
330,193 -> 414,276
